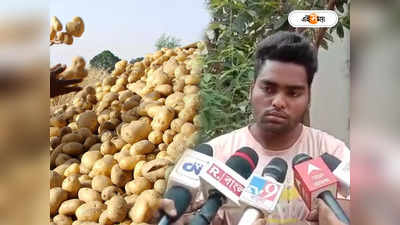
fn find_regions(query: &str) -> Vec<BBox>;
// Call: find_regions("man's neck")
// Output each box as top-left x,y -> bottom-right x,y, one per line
249,123 -> 303,151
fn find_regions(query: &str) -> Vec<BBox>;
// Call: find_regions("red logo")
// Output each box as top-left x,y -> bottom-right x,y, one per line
207,163 -> 245,196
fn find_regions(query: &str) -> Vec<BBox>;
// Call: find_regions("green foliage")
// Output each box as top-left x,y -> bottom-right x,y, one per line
89,50 -> 120,72
155,33 -> 181,50
199,0 -> 350,142
130,57 -> 144,64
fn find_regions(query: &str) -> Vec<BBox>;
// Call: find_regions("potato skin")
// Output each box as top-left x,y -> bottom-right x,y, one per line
50,187 -> 68,215
59,199 -> 84,216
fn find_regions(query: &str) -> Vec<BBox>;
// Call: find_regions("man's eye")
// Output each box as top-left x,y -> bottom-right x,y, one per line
289,91 -> 301,97
264,86 -> 274,94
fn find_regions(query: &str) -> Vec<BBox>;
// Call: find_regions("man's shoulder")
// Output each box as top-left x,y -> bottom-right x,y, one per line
305,126 -> 346,144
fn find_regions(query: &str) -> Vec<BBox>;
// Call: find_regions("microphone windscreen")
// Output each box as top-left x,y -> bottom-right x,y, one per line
194,143 -> 213,156
262,157 -> 288,183
320,153 -> 341,171
225,147 -> 258,179
292,153 -> 312,167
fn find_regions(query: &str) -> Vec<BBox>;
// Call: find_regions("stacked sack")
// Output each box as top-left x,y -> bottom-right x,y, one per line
49,42 -> 206,225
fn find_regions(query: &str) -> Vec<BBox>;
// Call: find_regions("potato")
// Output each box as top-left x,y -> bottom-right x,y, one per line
121,120 -> 152,144
166,139 -> 186,161
174,64 -> 189,78
92,175 -> 113,192
78,188 -> 102,203
118,155 -> 145,171
121,97 -> 140,111
162,129 -> 176,144
51,16 -> 62,31
113,60 -> 127,76
178,107 -> 196,122
81,151 -> 102,171
59,199 -> 84,216
50,116 -> 67,128
101,186 -> 123,201
99,210 -> 113,225
133,160 -> 146,179
54,164 -> 70,176
50,126 -> 61,137
89,143 -> 102,152
100,130 -> 114,143
183,93 -> 200,110
129,190 -> 160,223
68,122 -> 79,131
151,106 -> 175,131
60,126 -> 73,137
91,155 -> 117,177
50,136 -> 61,149
111,137 -> 126,150
157,144 -> 167,153
105,196 -> 128,222
79,175 -> 92,188
75,201 -> 106,222
103,76 -> 117,86
165,92 -> 184,111
83,136 -> 99,150
50,187 -> 68,215
64,163 -> 81,176
118,90 -> 134,102
129,140 -> 155,155
62,175 -> 81,196
63,33 -> 74,45
164,166 -> 174,180
163,58 -> 179,76
76,128 -> 92,140
147,69 -> 170,88
172,79 -> 185,92
50,170 -> 64,188
183,85 -> 200,94
100,140 -> 118,155
184,74 -> 201,85
53,214 -> 73,225
77,111 -> 98,132
145,103 -> 163,118
62,142 -> 84,156
55,153 -> 72,166
111,164 -> 132,187
170,118 -> 185,133
180,122 -> 196,136
72,16 -> 85,37
141,159 -> 172,182
113,148 -> 131,162
124,194 -> 138,209
154,84 -> 173,96
125,177 -> 152,195
121,109 -> 138,123
72,221 -> 99,225
154,179 -> 167,194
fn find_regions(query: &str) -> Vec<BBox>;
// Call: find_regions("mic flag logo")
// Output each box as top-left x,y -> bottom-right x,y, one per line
307,164 -> 321,175
183,162 -> 203,175
288,10 -> 338,28
247,176 -> 280,202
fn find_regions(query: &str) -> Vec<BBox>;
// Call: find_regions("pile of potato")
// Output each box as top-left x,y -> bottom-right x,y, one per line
50,16 -> 85,45
49,42 -> 205,225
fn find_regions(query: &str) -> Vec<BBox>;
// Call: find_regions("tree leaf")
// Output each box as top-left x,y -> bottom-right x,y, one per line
336,22 -> 344,38
320,39 -> 329,50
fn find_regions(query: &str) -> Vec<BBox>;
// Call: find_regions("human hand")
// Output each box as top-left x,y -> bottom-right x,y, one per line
50,64 -> 82,98
307,199 -> 346,225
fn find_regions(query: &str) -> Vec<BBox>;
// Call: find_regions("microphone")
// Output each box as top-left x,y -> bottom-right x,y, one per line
158,144 -> 213,225
238,157 -> 288,225
320,153 -> 350,198
292,153 -> 350,225
190,147 -> 259,225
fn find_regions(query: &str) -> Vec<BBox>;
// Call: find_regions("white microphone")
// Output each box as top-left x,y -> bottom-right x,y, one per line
238,157 -> 288,225
158,144 -> 213,225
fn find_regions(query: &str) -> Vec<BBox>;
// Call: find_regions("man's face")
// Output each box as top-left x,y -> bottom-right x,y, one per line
250,60 -> 310,134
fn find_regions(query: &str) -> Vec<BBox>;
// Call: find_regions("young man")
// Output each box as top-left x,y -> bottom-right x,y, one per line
161,31 -> 350,225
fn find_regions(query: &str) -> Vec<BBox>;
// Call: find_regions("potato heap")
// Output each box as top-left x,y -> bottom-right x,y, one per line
49,42 -> 206,225
50,16 -> 85,45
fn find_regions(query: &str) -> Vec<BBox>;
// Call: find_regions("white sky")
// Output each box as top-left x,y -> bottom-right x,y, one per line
49,0 -> 211,66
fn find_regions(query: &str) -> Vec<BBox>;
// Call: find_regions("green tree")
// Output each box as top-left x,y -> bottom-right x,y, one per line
199,0 -> 350,142
89,50 -> 120,72
155,33 -> 181,50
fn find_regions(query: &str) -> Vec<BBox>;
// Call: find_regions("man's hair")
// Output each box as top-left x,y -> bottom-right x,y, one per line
254,31 -> 318,86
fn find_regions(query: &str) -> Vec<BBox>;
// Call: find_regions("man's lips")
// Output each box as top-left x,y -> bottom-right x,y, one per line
265,111 -> 288,119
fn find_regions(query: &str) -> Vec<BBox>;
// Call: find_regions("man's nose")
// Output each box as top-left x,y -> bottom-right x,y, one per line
272,93 -> 286,110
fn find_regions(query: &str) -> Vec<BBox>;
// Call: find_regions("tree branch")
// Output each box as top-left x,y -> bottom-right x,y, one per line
315,0 -> 336,49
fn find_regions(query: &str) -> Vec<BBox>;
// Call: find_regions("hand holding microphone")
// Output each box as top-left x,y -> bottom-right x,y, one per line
292,153 -> 350,225
157,144 -> 213,225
